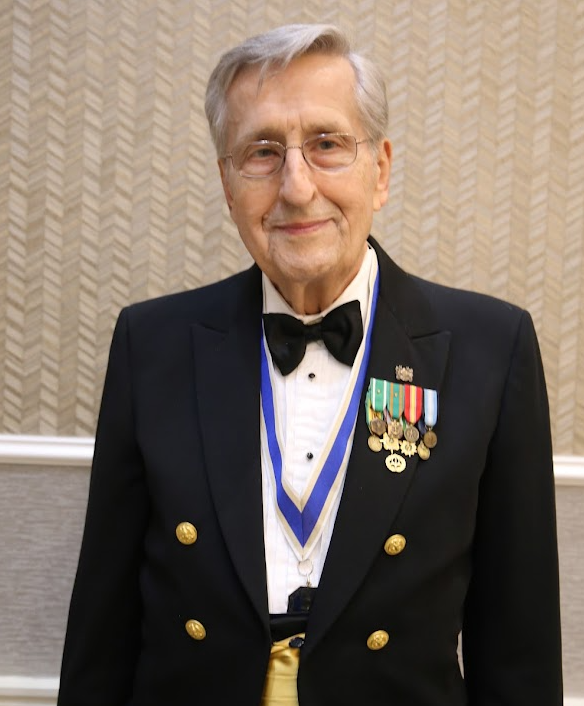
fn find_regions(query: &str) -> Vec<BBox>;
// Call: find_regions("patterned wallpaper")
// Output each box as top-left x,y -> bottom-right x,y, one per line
1,0 -> 583,452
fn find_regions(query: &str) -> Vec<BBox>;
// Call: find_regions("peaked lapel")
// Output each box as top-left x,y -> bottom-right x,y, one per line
304,239 -> 451,653
191,267 -> 270,633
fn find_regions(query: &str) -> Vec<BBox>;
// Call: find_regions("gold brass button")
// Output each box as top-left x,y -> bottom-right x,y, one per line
176,522 -> 198,545
185,619 -> 206,640
384,534 -> 406,556
367,630 -> 389,651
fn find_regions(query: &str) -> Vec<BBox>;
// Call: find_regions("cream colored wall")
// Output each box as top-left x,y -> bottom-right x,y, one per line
0,0 -> 583,452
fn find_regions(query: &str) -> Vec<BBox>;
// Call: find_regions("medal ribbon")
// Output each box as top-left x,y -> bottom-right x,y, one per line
260,270 -> 380,558
365,390 -> 372,426
388,382 -> 405,419
370,378 -> 389,412
404,385 -> 423,424
423,388 -> 438,427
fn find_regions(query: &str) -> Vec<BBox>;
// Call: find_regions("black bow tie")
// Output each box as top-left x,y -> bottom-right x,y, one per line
262,300 -> 363,376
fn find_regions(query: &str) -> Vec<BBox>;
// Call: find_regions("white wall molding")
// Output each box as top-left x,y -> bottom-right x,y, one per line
1,435 -> 584,485
0,435 -> 94,467
0,677 -> 58,705
554,455 -> 584,486
0,676 -> 582,705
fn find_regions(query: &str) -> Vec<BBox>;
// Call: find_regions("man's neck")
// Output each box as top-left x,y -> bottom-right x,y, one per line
273,256 -> 368,316
275,282 -> 351,316
262,245 -> 375,321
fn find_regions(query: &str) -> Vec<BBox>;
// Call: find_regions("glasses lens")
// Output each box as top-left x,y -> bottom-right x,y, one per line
236,141 -> 284,177
304,134 -> 357,170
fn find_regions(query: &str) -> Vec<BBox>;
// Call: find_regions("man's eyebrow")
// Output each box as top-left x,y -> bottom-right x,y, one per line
235,125 -> 348,146
237,128 -> 285,144
301,125 -> 348,138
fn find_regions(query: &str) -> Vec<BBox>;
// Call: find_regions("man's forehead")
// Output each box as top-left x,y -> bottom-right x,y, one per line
231,52 -> 354,90
224,54 -> 360,141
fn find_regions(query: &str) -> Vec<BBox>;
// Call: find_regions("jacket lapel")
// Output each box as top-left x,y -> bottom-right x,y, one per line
191,267 -> 270,632
305,240 -> 451,652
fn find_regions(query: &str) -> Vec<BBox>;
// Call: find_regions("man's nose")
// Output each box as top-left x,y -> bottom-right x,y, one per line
278,147 -> 317,205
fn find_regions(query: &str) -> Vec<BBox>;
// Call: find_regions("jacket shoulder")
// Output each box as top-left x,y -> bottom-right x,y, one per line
121,265 -> 260,330
412,275 -> 528,334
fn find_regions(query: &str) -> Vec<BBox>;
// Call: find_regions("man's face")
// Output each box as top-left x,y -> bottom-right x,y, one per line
219,53 -> 391,312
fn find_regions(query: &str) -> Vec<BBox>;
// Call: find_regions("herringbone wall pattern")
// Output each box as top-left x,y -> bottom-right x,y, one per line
1,0 -> 583,452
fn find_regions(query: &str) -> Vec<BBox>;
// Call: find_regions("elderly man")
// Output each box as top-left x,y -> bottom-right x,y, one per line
58,24 -> 562,706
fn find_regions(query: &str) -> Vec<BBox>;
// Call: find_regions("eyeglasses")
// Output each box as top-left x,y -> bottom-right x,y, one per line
222,133 -> 370,178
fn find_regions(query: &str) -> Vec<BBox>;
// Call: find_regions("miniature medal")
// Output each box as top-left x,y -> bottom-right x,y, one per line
385,382 -> 406,468
385,453 -> 407,473
368,435 -> 383,452
386,417 -> 404,440
366,379 -> 389,453
403,384 -> 423,444
423,429 -> 437,449
400,439 -> 417,457
366,378 -> 409,471
423,388 -> 439,449
386,382 -> 405,439
404,425 -> 419,443
417,441 -> 430,460
383,433 -> 400,451
370,416 -> 387,436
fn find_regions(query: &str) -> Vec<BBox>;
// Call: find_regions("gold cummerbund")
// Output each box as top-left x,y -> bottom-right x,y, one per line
261,633 -> 305,706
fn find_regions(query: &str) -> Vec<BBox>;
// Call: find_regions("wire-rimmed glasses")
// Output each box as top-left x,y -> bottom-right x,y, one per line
222,133 -> 370,178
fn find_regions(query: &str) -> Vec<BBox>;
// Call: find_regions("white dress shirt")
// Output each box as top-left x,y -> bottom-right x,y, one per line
261,246 -> 377,613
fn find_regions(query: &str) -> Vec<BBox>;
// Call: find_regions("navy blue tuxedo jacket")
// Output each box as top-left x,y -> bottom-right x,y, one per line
58,238 -> 562,705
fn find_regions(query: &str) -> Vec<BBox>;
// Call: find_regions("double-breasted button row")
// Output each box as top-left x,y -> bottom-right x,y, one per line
369,534 -> 405,651
186,620 -> 387,650
176,521 -> 198,545
177,523 -> 204,641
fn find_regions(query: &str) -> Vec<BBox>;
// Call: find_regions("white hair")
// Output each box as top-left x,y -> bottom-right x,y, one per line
204,24 -> 388,156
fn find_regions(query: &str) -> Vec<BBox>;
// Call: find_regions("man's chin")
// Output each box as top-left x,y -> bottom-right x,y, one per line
271,254 -> 335,284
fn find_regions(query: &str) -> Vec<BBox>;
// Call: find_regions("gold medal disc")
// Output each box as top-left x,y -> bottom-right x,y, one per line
404,425 -> 420,443
368,435 -> 383,452
423,430 -> 437,448
370,417 -> 387,436
417,441 -> 430,460
387,419 -> 404,439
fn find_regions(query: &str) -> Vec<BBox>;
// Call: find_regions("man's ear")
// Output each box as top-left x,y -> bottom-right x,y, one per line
218,159 -> 234,211
373,138 -> 392,212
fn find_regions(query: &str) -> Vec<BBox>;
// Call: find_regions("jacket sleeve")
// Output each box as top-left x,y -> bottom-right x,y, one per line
462,310 -> 563,705
58,308 -> 149,706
